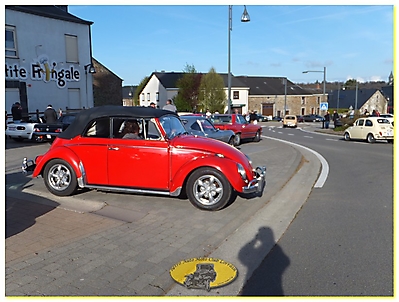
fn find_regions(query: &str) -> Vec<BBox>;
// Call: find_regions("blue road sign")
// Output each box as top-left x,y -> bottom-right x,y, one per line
320,102 -> 328,111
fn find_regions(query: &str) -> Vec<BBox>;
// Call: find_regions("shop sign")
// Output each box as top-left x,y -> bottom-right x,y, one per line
5,54 -> 81,89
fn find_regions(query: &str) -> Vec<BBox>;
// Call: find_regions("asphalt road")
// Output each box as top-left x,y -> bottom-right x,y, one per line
241,123 -> 393,296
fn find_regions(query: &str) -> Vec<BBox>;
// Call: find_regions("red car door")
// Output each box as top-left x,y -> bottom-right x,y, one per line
107,138 -> 170,190
235,114 -> 257,139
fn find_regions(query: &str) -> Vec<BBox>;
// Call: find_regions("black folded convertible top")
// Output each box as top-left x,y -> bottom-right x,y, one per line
58,105 -> 178,139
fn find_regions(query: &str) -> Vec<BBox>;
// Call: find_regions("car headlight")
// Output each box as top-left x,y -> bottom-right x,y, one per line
237,163 -> 247,180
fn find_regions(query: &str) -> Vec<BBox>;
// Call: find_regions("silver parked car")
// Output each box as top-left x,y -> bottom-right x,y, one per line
181,115 -> 237,146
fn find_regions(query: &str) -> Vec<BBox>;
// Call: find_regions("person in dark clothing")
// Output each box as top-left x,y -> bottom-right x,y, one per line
249,111 -> 258,123
11,102 -> 23,122
44,104 -> 58,123
332,110 -> 339,128
324,111 -> 331,129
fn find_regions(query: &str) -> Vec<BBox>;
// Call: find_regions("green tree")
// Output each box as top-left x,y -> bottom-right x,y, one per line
174,63 -> 202,112
134,76 -> 149,106
198,67 -> 226,113
344,79 -> 358,89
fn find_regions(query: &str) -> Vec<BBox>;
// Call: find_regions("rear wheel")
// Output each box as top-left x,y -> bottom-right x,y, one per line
367,133 -> 376,143
43,159 -> 78,196
252,130 -> 261,142
186,167 -> 232,211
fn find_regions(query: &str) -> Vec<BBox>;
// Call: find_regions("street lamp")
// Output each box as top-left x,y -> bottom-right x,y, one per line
302,66 -> 327,111
227,5 -> 250,114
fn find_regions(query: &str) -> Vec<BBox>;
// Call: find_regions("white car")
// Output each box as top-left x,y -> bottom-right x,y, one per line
344,117 -> 394,143
6,116 -> 44,142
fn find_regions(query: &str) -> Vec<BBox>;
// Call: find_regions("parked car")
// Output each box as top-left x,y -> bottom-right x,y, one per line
303,114 -> 324,122
296,115 -> 304,123
256,114 -> 268,122
6,115 -> 44,142
271,116 -> 282,122
32,112 -> 78,143
22,106 -> 266,211
343,117 -> 393,143
210,114 -> 262,146
283,115 -> 298,128
180,115 -> 237,146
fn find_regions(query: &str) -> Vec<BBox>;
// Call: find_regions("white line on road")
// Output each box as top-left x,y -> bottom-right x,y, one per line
303,136 -> 313,138
263,135 -> 329,188
287,133 -> 294,136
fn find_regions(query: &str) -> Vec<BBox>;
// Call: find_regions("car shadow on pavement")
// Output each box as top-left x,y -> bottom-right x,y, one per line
238,226 -> 290,296
6,171 -> 60,238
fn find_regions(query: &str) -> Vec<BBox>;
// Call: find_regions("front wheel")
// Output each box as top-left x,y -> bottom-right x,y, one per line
233,133 -> 241,146
43,159 -> 78,196
344,132 -> 351,141
367,133 -> 376,143
227,136 -> 235,146
186,167 -> 233,211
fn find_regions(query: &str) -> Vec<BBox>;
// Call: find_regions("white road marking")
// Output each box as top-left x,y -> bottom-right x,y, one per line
262,135 -> 329,188
303,136 -> 313,138
287,133 -> 294,136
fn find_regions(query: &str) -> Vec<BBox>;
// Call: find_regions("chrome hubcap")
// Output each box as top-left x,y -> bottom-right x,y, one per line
48,164 -> 71,191
193,175 -> 223,206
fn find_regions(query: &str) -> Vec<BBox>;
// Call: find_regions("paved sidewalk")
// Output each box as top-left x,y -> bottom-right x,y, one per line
5,135 -> 321,296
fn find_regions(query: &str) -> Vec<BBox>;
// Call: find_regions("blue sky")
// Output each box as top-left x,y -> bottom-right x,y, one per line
68,4 -> 394,86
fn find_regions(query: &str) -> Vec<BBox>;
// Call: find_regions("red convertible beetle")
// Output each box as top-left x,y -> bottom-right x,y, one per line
23,106 -> 266,211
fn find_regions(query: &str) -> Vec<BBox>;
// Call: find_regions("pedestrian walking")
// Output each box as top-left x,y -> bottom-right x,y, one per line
11,102 -> 22,122
44,104 -> 58,123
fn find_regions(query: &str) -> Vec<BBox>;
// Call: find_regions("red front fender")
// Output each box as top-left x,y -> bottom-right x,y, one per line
170,156 -> 247,194
32,146 -> 82,178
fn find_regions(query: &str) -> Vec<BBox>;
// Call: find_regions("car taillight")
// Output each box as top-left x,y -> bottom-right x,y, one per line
16,126 -> 26,130
34,128 -> 40,132
55,128 -> 63,133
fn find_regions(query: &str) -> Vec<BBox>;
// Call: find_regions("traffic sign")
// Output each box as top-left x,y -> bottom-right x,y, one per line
320,102 -> 328,111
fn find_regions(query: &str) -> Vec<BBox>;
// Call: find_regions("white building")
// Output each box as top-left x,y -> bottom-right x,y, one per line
5,5 -> 95,118
140,71 -> 250,113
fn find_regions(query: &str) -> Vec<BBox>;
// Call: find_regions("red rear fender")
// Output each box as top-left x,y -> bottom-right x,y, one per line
32,147 -> 82,178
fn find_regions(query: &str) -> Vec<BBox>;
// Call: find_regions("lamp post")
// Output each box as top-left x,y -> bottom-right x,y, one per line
302,66 -> 327,111
227,5 -> 250,114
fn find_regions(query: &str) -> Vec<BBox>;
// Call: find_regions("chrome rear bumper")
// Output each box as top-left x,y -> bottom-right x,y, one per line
22,157 -> 36,174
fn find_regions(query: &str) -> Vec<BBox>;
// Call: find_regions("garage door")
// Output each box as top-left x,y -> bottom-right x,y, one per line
262,103 -> 274,116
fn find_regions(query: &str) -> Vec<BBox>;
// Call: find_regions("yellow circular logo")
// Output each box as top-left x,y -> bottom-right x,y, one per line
170,257 -> 238,291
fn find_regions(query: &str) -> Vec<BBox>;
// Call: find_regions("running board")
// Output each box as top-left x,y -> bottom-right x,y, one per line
84,184 -> 176,196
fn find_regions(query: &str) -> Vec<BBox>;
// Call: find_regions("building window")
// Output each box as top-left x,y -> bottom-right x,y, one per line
156,92 -> 159,101
233,91 -> 239,99
141,93 -> 145,104
65,34 -> 78,63
317,96 -> 320,104
5,25 -> 18,58
301,97 -> 306,105
147,93 -> 150,101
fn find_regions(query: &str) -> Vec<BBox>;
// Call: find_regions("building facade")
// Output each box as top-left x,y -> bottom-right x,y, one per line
5,5 -> 95,117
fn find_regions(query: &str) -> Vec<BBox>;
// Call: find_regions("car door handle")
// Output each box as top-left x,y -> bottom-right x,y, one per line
108,146 -> 119,151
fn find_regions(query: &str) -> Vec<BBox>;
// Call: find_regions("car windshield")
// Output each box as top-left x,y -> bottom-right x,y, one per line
198,119 -> 216,134
159,115 -> 187,139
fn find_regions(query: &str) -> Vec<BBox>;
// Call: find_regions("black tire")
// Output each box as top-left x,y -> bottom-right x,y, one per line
387,139 -> 394,144
344,132 -> 351,141
252,130 -> 261,142
234,133 -> 241,146
43,159 -> 78,196
31,134 -> 43,143
367,133 -> 376,143
186,167 -> 232,211
228,136 -> 235,146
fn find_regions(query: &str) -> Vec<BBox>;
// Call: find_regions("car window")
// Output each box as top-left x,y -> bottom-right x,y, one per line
62,115 -> 76,124
159,115 -> 187,139
200,119 -> 215,134
357,119 -> 364,126
84,117 -> 110,138
190,121 -> 201,131
377,118 -> 390,124
365,120 -> 373,127
212,115 -> 231,124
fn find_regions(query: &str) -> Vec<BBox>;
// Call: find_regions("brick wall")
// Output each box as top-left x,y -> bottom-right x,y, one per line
92,60 -> 123,107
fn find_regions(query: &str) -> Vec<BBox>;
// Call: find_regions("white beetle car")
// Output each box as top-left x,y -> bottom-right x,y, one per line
344,117 -> 394,143
6,116 -> 44,142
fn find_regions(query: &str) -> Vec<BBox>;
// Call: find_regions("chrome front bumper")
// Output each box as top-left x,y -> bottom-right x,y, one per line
242,166 -> 266,194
